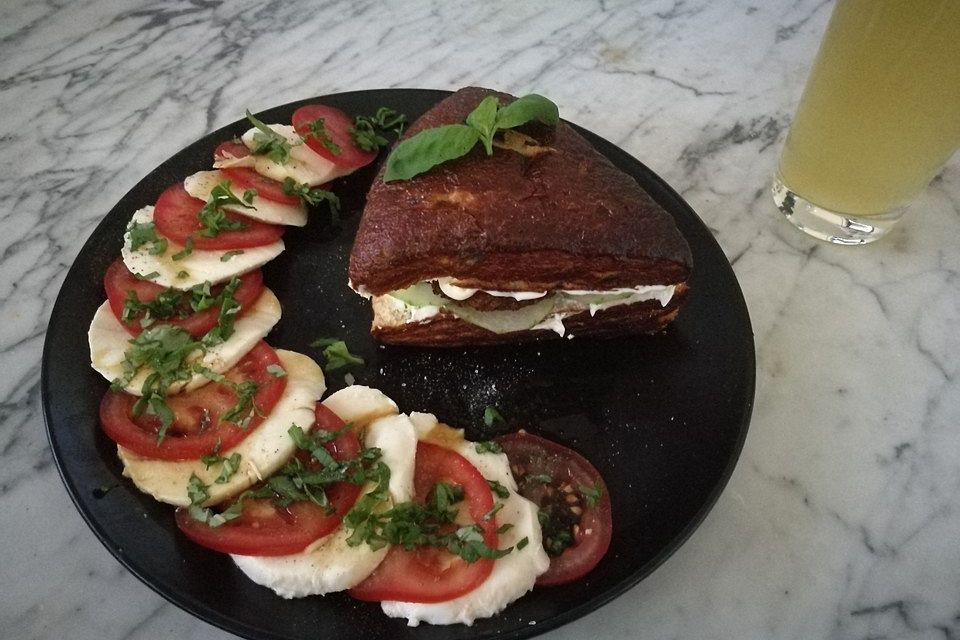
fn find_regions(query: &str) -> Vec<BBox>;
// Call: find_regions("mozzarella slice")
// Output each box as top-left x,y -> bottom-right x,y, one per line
117,349 -> 325,506
88,288 -> 281,395
216,124 -> 352,187
183,170 -> 307,227
320,385 -> 399,427
121,206 -> 284,289
232,410 -> 418,598
381,412 -> 551,627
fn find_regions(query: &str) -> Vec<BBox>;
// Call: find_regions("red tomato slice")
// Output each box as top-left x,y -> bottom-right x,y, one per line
153,183 -> 284,250
291,104 -> 377,169
99,341 -> 287,460
219,166 -> 301,206
214,141 -> 250,162
103,259 -> 264,337
174,405 -> 364,556
349,441 -> 497,603
495,432 -> 612,586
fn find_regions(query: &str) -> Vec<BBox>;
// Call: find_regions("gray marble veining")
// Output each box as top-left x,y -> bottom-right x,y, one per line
3,0 -> 959,638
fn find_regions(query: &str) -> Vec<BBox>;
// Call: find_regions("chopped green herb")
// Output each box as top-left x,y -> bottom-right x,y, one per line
172,236 -> 193,261
197,181 -> 252,238
578,482 -> 603,507
349,107 -> 407,152
476,440 -> 503,454
134,271 -> 160,281
220,250 -> 244,262
302,117 -> 342,155
496,523 -> 514,535
311,337 -> 364,371
177,270 -> 189,279
526,473 -> 553,484
199,277 -> 242,347
200,450 -> 242,484
516,536 -> 529,551
186,474 -> 245,527
266,364 -> 287,378
281,177 -> 341,214
220,380 -> 260,428
481,502 -> 504,521
111,324 -> 204,441
487,479 -> 510,499
343,478 -> 514,563
246,110 -> 294,164
127,220 -> 168,255
483,405 -> 505,427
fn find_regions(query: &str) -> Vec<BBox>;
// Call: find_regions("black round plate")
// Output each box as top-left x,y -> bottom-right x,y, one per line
42,89 -> 754,640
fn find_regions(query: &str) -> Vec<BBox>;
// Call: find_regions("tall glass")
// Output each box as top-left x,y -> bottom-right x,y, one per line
772,0 -> 960,245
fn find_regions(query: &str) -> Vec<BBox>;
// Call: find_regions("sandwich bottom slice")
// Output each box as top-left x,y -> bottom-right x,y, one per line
365,279 -> 689,346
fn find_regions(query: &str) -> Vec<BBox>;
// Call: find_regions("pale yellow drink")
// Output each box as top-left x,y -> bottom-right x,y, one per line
778,0 -> 960,217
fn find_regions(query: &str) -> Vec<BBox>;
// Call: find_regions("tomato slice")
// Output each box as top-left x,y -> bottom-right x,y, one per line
103,259 -> 264,337
174,405 -> 363,556
219,166 -> 301,206
495,432 -> 612,586
99,341 -> 287,460
153,183 -> 284,250
349,441 -> 497,603
291,104 -> 377,169
214,141 -> 250,162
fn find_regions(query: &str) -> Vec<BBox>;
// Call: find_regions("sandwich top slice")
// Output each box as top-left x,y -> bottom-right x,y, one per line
348,87 -> 693,346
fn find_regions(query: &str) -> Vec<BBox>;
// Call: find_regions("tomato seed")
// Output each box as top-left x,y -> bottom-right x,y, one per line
570,505 -> 583,516
564,493 -> 579,505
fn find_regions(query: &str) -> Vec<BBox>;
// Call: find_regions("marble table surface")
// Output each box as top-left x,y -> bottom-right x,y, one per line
3,0 -> 958,638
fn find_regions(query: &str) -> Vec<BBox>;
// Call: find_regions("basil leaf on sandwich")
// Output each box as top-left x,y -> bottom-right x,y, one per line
383,93 -> 559,182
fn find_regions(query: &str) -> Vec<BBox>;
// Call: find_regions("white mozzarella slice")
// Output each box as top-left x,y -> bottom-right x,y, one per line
117,349 -> 325,506
183,170 -> 307,227
121,206 -> 284,289
320,385 -> 399,427
226,124 -> 353,186
231,412 -> 418,598
88,288 -> 281,395
382,412 -> 551,627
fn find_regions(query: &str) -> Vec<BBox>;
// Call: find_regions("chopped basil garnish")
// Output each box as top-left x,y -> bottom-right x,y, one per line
476,439 -> 503,454
483,405 -> 504,427
172,236 -> 193,261
266,364 -> 286,378
578,482 -> 603,507
487,479 -> 510,499
127,220 -> 167,255
200,449 -> 242,484
219,380 -> 260,428
220,250 -> 244,262
111,324 -> 203,441
301,117 -> 341,155
349,107 -> 407,152
186,474 -> 245,527
113,278 -> 244,442
311,337 -> 364,371
246,110 -> 293,164
343,478 -> 515,563
526,473 -> 552,484
281,177 -> 341,213
516,536 -> 529,551
198,181 -> 252,238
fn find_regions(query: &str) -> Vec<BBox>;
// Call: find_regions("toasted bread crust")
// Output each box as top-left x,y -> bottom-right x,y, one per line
349,87 -> 692,296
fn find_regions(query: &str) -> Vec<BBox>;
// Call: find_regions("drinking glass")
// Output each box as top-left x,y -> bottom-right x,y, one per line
772,0 -> 960,245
